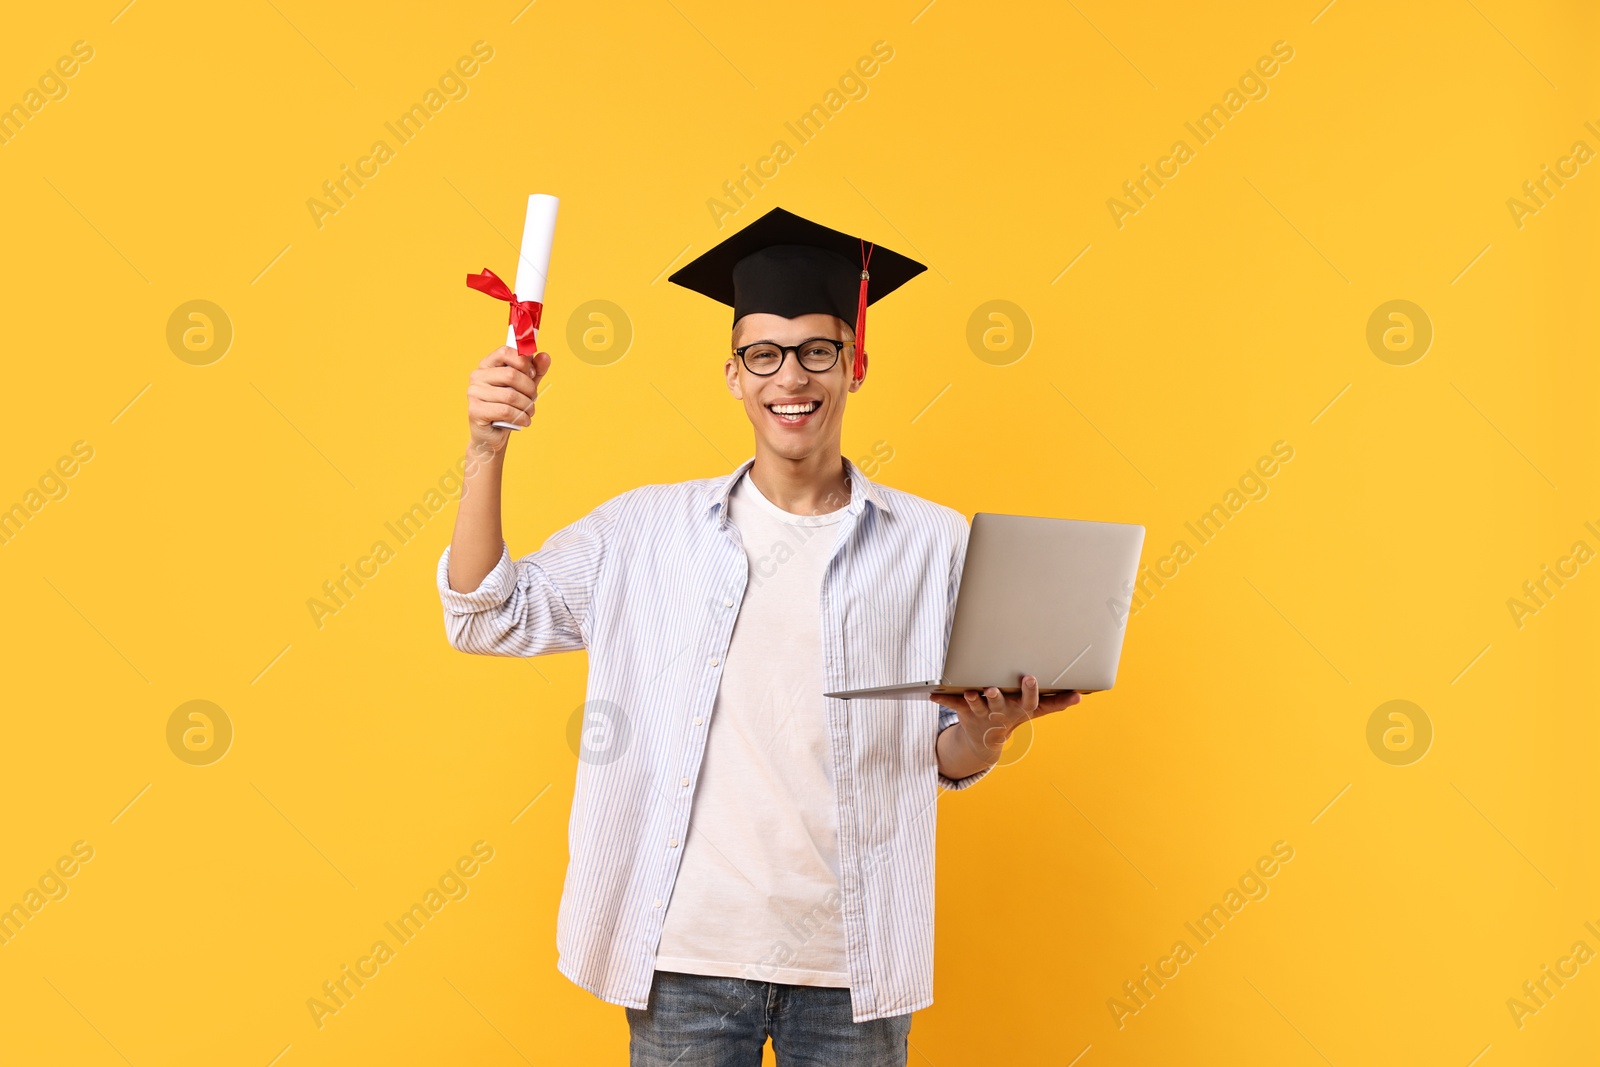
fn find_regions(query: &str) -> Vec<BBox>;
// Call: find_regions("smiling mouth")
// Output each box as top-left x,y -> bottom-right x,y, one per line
766,399 -> 821,423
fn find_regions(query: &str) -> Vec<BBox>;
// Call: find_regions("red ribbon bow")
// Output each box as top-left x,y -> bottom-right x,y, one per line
466,268 -> 543,355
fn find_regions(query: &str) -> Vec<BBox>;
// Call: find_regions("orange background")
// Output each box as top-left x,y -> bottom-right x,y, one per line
0,1 -> 1595,1063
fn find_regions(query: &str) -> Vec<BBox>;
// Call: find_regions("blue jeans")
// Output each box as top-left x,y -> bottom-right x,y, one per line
626,970 -> 912,1066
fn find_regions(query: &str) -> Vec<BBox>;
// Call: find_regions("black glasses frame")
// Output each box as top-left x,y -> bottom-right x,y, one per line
733,337 -> 851,376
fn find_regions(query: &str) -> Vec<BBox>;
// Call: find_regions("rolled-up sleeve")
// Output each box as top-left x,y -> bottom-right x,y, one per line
934,515 -> 993,791
436,494 -> 619,657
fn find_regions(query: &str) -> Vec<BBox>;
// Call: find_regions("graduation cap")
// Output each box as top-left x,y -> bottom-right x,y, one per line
668,207 -> 927,381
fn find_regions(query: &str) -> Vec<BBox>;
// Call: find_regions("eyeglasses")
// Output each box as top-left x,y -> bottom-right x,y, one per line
733,337 -> 850,376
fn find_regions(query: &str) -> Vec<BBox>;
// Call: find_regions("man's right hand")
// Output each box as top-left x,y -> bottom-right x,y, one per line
468,345 -> 549,453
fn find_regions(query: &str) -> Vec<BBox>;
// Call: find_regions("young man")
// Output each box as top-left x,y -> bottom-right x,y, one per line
437,207 -> 1083,1066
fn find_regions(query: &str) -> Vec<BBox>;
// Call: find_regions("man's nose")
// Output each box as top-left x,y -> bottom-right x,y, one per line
774,351 -> 810,386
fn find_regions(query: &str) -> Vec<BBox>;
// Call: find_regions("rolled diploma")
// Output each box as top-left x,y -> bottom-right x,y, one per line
496,193 -> 559,429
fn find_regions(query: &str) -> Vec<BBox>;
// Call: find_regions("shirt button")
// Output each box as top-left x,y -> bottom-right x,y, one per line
724,598 -> 733,608
680,777 -> 690,786
668,838 -> 679,848
694,716 -> 703,725
654,899 -> 662,908
709,656 -> 719,666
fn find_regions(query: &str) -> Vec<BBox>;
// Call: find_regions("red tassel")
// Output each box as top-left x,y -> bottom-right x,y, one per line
853,240 -> 874,380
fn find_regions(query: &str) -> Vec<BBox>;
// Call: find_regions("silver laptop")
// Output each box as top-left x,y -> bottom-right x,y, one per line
824,513 -> 1146,700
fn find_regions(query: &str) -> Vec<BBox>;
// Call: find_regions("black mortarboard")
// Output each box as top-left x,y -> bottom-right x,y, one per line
668,206 -> 927,380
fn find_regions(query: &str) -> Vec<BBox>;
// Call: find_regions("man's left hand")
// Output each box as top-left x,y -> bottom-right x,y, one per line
930,675 -> 1082,757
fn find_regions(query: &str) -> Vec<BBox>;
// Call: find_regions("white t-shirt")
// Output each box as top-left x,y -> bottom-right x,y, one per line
654,468 -> 851,986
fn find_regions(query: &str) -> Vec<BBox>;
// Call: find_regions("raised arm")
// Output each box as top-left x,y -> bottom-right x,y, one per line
446,344 -> 547,593
436,344 -> 611,658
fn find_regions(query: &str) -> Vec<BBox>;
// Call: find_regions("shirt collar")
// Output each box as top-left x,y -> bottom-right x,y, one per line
706,455 -> 891,523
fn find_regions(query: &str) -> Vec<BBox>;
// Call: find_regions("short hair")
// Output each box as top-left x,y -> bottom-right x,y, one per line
732,314 -> 854,348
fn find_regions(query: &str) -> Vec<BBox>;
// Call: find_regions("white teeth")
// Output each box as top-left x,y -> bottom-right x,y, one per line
770,402 -> 818,414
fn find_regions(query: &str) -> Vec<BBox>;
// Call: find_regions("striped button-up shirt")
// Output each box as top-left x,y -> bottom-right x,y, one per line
435,455 -> 991,1023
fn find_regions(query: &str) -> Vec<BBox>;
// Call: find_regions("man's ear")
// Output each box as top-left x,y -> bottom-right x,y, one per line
847,350 -> 867,392
726,356 -> 743,399
839,316 -> 865,392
